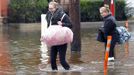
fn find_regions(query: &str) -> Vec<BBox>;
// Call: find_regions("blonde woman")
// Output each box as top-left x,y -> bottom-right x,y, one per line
46,1 -> 72,70
99,5 -> 118,62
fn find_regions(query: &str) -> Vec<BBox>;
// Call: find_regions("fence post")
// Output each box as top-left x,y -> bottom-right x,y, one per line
40,14 -> 49,64
104,36 -> 112,72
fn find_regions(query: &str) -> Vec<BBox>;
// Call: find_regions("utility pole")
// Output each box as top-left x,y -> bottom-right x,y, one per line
110,0 -> 115,16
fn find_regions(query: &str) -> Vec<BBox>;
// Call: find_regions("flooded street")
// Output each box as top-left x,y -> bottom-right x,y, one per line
0,22 -> 134,75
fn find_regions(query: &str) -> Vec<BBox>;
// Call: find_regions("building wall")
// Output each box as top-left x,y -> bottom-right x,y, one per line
0,0 -> 8,17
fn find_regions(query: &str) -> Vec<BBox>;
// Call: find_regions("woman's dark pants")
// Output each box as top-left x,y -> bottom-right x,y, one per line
50,44 -> 70,70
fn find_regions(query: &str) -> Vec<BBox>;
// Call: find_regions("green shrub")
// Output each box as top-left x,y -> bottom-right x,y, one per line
80,0 -> 128,22
80,0 -> 103,22
8,0 -> 48,23
8,0 -> 130,23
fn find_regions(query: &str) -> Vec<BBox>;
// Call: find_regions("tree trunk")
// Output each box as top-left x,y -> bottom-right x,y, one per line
59,0 -> 81,52
70,0 -> 81,52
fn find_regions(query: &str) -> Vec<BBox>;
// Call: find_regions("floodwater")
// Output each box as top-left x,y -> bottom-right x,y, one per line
0,22 -> 134,75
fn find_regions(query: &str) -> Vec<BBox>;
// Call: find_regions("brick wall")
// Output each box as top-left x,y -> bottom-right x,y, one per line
0,0 -> 8,17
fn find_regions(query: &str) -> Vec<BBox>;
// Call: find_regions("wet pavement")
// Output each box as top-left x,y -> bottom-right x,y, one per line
0,21 -> 134,75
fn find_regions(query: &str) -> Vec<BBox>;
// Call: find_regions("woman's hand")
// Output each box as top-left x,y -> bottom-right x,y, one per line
57,21 -> 62,26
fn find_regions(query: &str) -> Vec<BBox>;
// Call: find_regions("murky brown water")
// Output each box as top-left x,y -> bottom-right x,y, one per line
0,23 -> 134,75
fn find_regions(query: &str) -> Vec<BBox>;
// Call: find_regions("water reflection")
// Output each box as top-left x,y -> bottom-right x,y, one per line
40,42 -> 49,65
39,72 -> 81,75
0,25 -> 14,74
7,24 -> 41,74
69,52 -> 83,64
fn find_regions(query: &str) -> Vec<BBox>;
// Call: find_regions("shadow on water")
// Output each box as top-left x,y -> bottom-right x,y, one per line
0,25 -> 15,75
0,23 -> 134,75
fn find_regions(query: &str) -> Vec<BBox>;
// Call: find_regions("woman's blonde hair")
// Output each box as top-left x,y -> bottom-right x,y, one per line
49,1 -> 59,9
100,4 -> 110,13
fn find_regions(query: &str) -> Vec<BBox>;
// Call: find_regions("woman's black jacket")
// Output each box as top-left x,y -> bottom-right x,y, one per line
46,8 -> 72,29
103,14 -> 118,42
